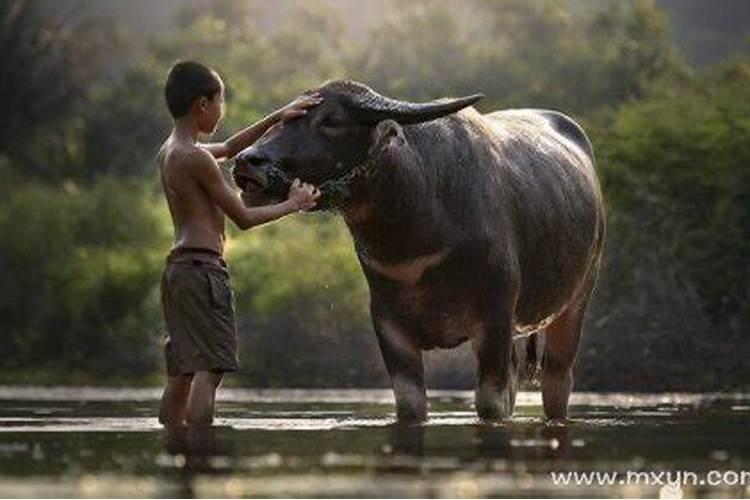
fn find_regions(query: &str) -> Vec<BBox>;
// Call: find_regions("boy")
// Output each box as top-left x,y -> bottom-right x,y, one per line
157,61 -> 321,427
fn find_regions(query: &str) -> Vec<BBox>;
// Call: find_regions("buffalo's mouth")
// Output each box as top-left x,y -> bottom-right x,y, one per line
233,169 -> 268,193
232,160 -> 294,207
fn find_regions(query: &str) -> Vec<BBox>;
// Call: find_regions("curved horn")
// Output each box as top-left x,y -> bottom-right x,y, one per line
346,84 -> 484,125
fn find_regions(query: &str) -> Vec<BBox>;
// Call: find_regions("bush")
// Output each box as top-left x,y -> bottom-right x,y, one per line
0,176 -> 170,381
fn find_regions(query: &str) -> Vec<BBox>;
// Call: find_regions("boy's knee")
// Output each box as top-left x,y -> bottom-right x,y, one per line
166,374 -> 194,393
195,370 -> 223,388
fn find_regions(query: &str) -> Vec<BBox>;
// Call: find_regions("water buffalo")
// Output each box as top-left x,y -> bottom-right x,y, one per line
232,80 -> 605,423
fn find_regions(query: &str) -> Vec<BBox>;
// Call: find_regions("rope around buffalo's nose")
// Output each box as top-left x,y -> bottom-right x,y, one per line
261,133 -> 391,210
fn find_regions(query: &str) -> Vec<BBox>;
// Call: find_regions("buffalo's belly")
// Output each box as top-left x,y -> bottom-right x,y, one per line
367,255 -> 506,349
369,266 -> 573,349
364,247 -> 497,349
388,284 -> 483,349
362,239 -> 588,348
379,285 -> 558,348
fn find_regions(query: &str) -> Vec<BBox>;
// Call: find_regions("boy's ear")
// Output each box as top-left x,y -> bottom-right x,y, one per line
196,96 -> 209,113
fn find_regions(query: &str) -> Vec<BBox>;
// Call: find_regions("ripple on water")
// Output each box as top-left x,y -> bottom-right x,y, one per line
0,388 -> 749,498
0,414 -> 648,433
0,417 -> 163,433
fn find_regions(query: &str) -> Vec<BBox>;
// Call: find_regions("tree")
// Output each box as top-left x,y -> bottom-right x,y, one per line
0,0 -> 124,181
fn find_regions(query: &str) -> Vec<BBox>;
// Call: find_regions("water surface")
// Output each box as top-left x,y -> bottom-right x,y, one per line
0,387 -> 748,498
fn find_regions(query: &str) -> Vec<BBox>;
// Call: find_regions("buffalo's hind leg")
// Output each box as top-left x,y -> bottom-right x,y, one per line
373,316 -> 427,424
542,283 -> 594,420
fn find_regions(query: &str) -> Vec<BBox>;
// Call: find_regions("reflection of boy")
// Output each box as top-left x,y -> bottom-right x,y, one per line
156,61 -> 321,427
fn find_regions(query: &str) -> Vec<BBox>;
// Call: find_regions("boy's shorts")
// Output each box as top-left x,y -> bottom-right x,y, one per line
160,249 -> 240,376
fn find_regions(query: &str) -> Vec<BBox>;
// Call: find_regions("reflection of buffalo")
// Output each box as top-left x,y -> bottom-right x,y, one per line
233,80 -> 605,423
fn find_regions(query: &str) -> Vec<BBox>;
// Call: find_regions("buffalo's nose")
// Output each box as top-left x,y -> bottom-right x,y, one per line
233,150 -> 272,191
235,149 -> 272,169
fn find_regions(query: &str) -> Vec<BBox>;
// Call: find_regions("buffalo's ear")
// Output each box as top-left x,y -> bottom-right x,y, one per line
369,119 -> 407,160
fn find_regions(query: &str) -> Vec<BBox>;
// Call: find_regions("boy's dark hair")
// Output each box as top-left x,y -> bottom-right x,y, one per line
164,61 -> 222,119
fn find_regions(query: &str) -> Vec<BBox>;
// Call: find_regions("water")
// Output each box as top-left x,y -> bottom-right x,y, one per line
0,387 -> 748,498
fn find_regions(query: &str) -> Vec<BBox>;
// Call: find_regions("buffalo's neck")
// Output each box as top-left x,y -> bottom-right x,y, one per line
339,114 -> 511,265
340,145 -> 445,263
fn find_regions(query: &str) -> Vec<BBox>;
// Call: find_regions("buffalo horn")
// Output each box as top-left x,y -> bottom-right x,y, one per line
350,87 -> 484,124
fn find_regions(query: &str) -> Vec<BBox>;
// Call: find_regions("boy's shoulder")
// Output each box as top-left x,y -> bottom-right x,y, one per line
160,137 -> 215,171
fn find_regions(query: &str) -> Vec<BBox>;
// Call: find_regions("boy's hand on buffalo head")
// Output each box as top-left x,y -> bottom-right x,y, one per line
279,93 -> 323,123
288,178 -> 321,210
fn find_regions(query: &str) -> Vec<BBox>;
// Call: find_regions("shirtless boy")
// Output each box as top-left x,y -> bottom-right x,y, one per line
157,61 -> 321,427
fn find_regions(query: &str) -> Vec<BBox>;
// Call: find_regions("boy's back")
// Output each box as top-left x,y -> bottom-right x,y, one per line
158,138 -> 226,255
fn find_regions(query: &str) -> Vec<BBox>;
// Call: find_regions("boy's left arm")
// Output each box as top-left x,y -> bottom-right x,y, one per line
201,93 -> 322,162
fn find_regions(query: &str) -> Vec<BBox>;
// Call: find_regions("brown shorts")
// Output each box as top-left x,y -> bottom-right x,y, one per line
160,251 -> 240,376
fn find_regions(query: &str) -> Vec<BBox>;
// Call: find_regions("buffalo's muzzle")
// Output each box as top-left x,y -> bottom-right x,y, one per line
233,151 -> 274,192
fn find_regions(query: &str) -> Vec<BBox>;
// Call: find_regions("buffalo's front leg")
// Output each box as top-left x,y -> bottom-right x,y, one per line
471,318 -> 517,421
373,316 -> 427,423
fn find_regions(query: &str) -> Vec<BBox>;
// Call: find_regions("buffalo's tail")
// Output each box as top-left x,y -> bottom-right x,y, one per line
524,331 -> 545,387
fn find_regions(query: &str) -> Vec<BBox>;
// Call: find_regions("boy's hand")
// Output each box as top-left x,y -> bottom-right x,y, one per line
288,178 -> 321,210
278,93 -> 323,123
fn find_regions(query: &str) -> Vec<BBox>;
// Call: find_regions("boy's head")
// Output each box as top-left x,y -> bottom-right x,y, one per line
164,61 -> 225,133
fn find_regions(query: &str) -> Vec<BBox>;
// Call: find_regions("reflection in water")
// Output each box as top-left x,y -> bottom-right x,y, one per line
389,422 -> 425,457
162,426 -> 227,499
385,421 -> 574,463
1,388 -> 749,497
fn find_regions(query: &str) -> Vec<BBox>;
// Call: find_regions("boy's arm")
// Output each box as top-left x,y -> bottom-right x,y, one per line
201,94 -> 323,161
189,149 -> 318,230
199,112 -> 279,161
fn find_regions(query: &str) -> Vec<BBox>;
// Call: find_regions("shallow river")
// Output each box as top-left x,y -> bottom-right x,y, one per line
0,387 -> 748,498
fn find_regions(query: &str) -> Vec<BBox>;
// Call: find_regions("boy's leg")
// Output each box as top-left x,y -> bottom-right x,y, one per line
186,370 -> 223,427
159,374 -> 194,426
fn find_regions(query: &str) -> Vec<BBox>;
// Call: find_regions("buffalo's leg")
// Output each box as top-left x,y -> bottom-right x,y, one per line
374,317 -> 427,423
471,318 -> 517,421
542,292 -> 591,420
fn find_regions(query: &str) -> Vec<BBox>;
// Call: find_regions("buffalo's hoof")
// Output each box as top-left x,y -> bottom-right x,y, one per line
476,404 -> 512,422
542,369 -> 573,421
475,385 -> 515,421
544,416 -> 570,426
543,402 -> 570,422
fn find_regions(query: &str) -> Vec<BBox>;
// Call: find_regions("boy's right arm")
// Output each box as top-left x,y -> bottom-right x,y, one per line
189,149 -> 319,230
201,94 -> 323,161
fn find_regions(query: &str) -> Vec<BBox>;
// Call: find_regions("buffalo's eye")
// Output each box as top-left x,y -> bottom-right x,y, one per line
319,115 -> 346,131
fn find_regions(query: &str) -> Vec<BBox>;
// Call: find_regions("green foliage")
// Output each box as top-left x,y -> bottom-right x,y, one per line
596,60 -> 750,323
222,215 -> 380,388
81,66 -> 170,180
350,1 -> 481,100
657,0 -> 750,66
354,0 -> 684,115
228,215 -> 368,327
149,0 -> 348,131
0,0 -> 126,181
0,177 -> 170,377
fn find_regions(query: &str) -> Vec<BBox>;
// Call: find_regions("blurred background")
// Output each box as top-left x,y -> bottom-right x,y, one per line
1,0 -> 748,392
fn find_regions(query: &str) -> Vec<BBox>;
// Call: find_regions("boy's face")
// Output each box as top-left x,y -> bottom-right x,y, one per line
197,80 -> 225,135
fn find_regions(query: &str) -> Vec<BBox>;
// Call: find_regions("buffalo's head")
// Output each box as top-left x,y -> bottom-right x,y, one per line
232,80 -> 483,210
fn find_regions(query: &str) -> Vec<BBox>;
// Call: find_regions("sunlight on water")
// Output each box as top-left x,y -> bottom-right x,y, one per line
0,387 -> 749,498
